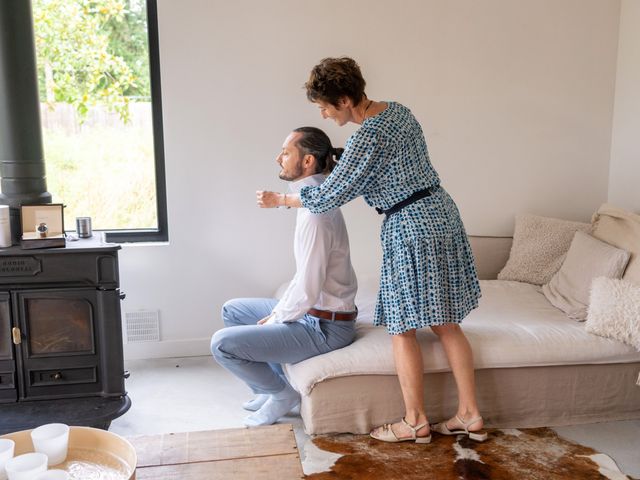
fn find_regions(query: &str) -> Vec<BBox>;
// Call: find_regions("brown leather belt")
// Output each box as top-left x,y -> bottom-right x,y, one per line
307,307 -> 358,321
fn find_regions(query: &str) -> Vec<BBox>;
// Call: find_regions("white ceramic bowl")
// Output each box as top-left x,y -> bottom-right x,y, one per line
1,427 -> 136,480
30,424 -> 69,467
4,452 -> 48,480
0,439 -> 16,480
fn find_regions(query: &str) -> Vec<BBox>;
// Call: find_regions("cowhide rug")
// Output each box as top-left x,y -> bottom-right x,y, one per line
303,427 -> 634,479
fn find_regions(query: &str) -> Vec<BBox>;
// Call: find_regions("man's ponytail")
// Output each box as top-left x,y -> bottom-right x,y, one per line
293,127 -> 343,175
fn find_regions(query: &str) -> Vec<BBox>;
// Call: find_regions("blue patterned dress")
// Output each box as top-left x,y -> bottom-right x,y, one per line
300,102 -> 481,335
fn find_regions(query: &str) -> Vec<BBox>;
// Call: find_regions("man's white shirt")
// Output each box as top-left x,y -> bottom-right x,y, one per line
268,174 -> 357,324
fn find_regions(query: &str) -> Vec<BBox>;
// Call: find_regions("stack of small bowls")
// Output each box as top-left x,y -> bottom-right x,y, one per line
0,424 -> 70,480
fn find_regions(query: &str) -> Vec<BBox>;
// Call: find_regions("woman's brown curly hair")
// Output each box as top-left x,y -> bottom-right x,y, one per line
305,57 -> 366,107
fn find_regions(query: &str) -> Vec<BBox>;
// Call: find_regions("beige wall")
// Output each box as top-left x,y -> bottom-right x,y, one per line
120,0 -> 622,358
609,0 -> 640,213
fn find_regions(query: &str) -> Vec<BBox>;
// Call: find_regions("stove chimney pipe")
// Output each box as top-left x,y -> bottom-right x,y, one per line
0,0 -> 52,244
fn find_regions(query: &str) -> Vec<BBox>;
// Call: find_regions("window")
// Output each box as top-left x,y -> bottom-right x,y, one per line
32,0 -> 167,242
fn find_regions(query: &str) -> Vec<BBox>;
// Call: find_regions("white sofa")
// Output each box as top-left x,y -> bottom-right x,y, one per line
283,236 -> 640,435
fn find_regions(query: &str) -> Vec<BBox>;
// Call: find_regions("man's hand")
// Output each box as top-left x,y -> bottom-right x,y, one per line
256,191 -> 281,208
257,313 -> 275,325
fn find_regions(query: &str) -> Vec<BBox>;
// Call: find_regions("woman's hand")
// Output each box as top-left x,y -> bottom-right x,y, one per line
256,190 -> 282,208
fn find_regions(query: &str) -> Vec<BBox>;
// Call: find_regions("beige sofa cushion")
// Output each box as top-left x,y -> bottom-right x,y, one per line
542,231 -> 630,320
586,277 -> 640,350
591,204 -> 640,286
498,214 -> 591,285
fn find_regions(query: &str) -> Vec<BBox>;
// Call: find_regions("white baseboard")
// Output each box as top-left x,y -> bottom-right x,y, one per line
124,337 -> 211,360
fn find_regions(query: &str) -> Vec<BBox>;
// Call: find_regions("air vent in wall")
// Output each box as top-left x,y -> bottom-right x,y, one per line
125,310 -> 160,343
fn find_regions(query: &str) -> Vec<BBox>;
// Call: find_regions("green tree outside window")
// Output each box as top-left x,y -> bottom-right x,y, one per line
32,0 -> 157,231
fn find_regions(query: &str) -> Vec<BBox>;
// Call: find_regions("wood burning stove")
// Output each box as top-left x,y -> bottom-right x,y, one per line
0,238 -> 130,434
0,1 -> 130,434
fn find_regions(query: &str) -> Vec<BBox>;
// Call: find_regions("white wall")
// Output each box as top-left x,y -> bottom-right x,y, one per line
609,0 -> 640,213
121,0 -> 622,359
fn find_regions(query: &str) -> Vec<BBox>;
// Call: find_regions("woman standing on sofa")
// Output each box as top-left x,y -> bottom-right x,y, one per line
257,57 -> 486,443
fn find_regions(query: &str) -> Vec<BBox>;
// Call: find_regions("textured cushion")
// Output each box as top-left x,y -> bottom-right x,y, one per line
542,231 -> 630,320
586,277 -> 640,350
591,204 -> 640,286
498,214 -> 591,285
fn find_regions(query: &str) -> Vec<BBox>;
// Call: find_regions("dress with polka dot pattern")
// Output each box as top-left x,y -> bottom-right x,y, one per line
300,102 -> 481,334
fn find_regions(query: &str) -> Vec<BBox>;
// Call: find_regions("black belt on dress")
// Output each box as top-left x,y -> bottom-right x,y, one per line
375,186 -> 438,217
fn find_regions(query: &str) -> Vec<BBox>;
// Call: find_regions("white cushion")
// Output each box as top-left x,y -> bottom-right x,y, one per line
498,214 -> 591,285
586,277 -> 640,350
591,204 -> 640,286
542,231 -> 630,320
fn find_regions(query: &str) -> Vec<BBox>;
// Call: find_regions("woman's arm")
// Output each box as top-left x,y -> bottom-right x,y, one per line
300,129 -> 384,214
257,128 -> 383,212
256,191 -> 301,209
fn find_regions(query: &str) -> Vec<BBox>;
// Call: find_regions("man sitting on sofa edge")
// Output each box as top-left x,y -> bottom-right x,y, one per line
210,126 -> 358,427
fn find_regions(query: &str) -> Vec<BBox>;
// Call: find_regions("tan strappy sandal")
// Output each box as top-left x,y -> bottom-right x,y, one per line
431,415 -> 488,442
369,418 -> 432,444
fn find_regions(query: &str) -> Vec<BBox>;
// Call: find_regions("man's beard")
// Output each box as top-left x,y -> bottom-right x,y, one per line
278,163 -> 304,181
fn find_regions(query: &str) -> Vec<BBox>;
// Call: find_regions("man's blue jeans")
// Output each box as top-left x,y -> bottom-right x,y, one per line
211,298 -> 356,394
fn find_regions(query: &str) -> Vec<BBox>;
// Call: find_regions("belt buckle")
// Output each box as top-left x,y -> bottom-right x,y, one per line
331,311 -> 336,321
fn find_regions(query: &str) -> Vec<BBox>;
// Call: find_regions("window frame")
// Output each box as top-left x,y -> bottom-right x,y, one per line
104,0 -> 168,243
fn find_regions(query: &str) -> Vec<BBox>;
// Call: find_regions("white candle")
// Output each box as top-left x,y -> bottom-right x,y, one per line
0,206 -> 11,248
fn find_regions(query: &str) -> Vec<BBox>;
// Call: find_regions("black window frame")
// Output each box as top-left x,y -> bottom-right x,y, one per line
104,0 -> 168,243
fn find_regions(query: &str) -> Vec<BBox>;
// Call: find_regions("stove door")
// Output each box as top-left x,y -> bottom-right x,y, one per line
14,288 -> 102,401
0,292 -> 17,402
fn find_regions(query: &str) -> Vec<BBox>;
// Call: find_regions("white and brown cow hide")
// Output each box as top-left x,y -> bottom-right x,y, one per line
305,428 -> 633,479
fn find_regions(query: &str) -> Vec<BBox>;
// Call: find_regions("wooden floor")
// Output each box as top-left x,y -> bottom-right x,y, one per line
128,424 -> 304,479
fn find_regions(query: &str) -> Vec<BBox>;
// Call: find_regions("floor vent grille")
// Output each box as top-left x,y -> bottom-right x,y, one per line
125,311 -> 160,343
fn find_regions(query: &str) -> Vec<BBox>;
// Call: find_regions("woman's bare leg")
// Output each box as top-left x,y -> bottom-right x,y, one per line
431,323 -> 483,431
372,329 -> 430,438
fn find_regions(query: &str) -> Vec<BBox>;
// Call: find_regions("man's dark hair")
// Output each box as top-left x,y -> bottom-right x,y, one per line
293,126 -> 343,175
304,57 -> 366,107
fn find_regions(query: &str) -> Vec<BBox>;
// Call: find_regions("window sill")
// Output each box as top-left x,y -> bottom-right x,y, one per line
104,230 -> 168,244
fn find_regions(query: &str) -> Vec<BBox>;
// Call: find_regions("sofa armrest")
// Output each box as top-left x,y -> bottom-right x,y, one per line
468,235 -> 513,280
